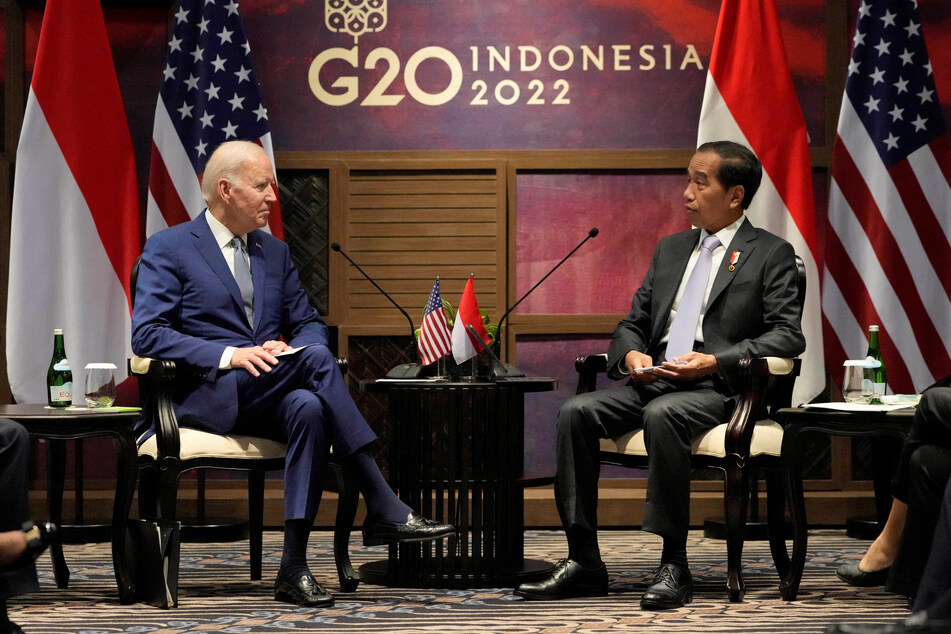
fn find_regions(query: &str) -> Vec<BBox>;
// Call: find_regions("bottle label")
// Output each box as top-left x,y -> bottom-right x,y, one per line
53,360 -> 70,371
49,383 -> 72,404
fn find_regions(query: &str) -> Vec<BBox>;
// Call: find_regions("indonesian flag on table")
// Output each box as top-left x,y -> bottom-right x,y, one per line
451,276 -> 490,364
698,0 -> 823,405
822,0 -> 951,394
147,0 -> 283,238
6,0 -> 140,404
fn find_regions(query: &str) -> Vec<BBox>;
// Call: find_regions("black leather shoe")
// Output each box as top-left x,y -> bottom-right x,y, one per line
513,558 -> 608,600
2,622 -> 26,634
273,572 -> 334,607
2,521 -> 58,572
836,561 -> 891,587
640,563 -> 692,610
362,512 -> 455,546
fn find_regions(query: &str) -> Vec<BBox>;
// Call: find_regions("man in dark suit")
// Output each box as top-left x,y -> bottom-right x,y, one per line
132,140 -> 453,608
515,141 -> 805,609
0,419 -> 56,634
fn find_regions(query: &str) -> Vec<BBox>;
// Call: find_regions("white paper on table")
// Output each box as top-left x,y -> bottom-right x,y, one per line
801,402 -> 917,412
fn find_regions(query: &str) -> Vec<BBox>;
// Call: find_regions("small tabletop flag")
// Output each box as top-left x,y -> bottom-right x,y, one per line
452,276 -> 490,364
418,278 -> 452,366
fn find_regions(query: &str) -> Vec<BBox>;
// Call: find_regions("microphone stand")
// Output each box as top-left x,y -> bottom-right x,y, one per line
330,243 -> 418,364
496,227 -> 599,340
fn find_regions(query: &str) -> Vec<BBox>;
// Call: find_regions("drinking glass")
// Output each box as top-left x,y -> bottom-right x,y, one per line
842,360 -> 872,404
84,363 -> 117,408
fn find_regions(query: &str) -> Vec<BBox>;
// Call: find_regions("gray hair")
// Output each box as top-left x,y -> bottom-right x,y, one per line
200,140 -> 266,203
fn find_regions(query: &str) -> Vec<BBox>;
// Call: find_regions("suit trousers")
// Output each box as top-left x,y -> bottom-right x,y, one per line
912,478 -> 951,618
555,377 -> 731,561
886,386 -> 951,598
231,345 -> 377,521
0,419 -> 39,601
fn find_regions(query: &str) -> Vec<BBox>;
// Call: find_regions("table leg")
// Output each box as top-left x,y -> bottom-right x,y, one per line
780,425 -> 807,601
46,440 -> 69,589
110,430 -> 137,603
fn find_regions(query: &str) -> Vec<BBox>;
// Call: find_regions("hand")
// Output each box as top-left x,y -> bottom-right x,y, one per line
624,350 -> 661,384
652,351 -> 719,381
261,340 -> 290,355
230,346 -> 279,377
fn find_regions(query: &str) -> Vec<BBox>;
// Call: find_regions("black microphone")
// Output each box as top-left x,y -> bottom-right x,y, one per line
330,243 -> 420,376
466,324 -> 524,379
496,227 -> 599,337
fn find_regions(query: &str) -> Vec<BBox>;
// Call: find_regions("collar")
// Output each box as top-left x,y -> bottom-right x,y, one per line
205,210 -> 246,249
697,214 -> 745,251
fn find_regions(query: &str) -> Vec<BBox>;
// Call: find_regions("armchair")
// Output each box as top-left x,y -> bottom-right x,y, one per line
129,256 -> 361,601
577,255 -> 805,602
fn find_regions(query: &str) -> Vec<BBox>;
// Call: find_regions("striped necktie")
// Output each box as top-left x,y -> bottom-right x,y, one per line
231,237 -> 254,325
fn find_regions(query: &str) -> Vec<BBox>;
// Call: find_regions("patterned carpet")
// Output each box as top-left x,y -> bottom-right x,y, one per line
7,529 -> 909,633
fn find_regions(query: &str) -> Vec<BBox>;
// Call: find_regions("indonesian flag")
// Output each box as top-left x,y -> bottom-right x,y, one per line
451,276 -> 490,364
6,0 -> 140,404
698,0 -> 823,405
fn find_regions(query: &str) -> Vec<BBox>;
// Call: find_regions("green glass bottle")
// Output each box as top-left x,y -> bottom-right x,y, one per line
865,325 -> 887,404
47,329 -> 73,407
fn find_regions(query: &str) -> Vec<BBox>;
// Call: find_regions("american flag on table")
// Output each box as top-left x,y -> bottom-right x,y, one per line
418,279 -> 453,366
146,0 -> 283,238
822,0 -> 951,394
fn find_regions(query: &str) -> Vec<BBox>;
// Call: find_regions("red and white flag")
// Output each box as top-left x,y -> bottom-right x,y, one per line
698,0 -> 823,405
147,0 -> 282,238
822,0 -> 951,394
6,0 -> 140,404
418,278 -> 452,366
451,276 -> 490,364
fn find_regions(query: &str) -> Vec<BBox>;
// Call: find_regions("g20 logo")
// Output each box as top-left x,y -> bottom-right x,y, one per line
325,0 -> 387,44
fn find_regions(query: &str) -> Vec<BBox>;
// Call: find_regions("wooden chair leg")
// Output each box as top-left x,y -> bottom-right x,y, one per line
249,471 -> 264,581
723,460 -> 749,602
764,468 -> 791,580
328,461 -> 360,592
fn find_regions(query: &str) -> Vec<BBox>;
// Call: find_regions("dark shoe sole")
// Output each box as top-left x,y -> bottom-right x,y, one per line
362,528 -> 455,547
514,586 -> 608,601
640,592 -> 693,610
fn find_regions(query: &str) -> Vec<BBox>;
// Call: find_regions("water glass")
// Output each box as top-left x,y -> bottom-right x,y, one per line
842,360 -> 872,404
84,363 -> 117,408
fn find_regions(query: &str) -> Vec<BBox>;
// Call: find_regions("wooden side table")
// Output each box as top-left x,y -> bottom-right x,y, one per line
0,404 -> 140,603
360,377 -> 556,588
773,406 -> 914,600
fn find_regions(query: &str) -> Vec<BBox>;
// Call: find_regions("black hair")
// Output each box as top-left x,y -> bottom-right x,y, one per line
696,140 -> 762,209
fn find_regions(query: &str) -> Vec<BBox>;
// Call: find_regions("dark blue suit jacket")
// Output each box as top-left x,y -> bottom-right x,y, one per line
131,211 -> 328,433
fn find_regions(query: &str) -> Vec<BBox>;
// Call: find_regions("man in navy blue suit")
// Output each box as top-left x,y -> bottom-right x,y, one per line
132,140 -> 453,608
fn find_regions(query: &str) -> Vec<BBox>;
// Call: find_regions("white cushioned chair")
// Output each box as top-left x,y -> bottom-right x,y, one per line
577,256 -> 805,602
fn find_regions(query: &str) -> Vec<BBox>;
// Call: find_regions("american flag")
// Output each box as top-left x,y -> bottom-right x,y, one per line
146,0 -> 283,238
418,279 -> 452,366
822,0 -> 951,394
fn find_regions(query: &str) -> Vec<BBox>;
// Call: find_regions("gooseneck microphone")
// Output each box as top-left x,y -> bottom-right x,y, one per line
496,227 -> 599,335
330,242 -> 416,345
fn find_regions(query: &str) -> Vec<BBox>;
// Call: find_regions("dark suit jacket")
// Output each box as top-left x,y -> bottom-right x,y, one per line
131,211 -> 328,432
606,218 -> 806,394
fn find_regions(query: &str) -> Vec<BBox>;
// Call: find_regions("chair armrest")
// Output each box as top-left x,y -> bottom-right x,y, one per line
723,356 -> 800,459
130,355 -> 183,461
575,354 -> 608,394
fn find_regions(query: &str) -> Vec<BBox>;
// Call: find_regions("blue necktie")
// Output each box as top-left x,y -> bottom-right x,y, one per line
666,234 -> 721,361
231,237 -> 254,325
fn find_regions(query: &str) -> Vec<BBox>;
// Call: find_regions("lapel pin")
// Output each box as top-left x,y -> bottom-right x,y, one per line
728,250 -> 741,272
